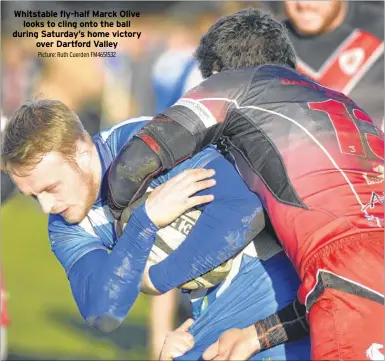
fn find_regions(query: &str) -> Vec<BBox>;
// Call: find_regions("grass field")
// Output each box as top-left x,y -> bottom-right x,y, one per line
2,194 -> 151,360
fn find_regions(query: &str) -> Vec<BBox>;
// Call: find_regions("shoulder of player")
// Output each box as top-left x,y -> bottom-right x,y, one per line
188,146 -> 223,169
198,66 -> 286,107
245,64 -> 300,100
48,213 -> 68,230
48,213 -> 81,246
202,67 -> 257,94
95,116 -> 151,144
156,147 -> 222,182
48,213 -> 83,234
48,210 -> 100,239
254,64 -> 294,79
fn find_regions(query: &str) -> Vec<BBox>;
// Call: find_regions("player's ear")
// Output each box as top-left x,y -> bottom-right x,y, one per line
74,139 -> 92,169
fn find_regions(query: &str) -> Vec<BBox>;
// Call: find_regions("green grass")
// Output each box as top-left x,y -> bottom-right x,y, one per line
1,194 -> 150,360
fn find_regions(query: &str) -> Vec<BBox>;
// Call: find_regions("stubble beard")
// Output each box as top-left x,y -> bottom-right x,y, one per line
63,168 -> 99,224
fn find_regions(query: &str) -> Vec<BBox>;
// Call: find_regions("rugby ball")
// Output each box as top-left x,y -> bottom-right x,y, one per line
114,190 -> 233,290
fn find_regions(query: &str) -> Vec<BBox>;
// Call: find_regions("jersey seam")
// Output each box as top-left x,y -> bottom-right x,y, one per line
192,149 -> 221,169
229,108 -> 308,210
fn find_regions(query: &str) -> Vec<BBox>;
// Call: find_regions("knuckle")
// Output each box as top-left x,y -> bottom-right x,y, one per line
186,200 -> 194,209
189,184 -> 200,194
203,179 -> 213,187
194,168 -> 205,176
190,169 -> 202,177
177,170 -> 190,179
188,196 -> 197,204
195,181 -> 206,189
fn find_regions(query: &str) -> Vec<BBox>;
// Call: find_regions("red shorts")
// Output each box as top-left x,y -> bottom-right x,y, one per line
299,231 -> 384,360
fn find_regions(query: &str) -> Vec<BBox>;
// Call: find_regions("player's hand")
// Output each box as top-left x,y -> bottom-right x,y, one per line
159,318 -> 195,360
202,326 -> 260,361
145,169 -> 216,227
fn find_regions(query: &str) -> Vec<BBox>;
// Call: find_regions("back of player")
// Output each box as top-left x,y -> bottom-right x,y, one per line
220,66 -> 384,360
106,10 -> 384,360
221,66 -> 384,273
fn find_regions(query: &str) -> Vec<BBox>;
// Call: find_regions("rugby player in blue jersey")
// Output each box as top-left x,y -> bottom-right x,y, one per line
2,100 -> 310,360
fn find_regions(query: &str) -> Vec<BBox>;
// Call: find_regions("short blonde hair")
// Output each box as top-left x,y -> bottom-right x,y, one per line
1,99 -> 88,173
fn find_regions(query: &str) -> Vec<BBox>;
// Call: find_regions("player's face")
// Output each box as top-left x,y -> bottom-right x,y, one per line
284,1 -> 346,35
10,151 -> 99,224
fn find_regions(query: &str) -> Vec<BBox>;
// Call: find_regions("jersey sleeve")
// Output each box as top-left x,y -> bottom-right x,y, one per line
148,151 -> 265,293
150,146 -> 221,187
143,69 -> 253,169
49,206 -> 159,334
48,214 -> 106,274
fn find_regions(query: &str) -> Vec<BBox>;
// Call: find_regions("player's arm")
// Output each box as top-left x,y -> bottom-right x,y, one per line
202,299 -> 309,361
254,299 -> 309,351
49,168 -> 215,333
148,290 -> 179,360
147,153 -> 265,293
49,205 -> 158,333
107,71 -> 250,219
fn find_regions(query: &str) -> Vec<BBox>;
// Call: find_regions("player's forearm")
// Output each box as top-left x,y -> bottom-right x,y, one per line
247,299 -> 309,354
148,157 -> 264,292
68,205 -> 158,333
107,115 -> 222,219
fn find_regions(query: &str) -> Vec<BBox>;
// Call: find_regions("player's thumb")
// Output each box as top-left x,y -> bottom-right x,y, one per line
202,341 -> 219,360
176,318 -> 194,332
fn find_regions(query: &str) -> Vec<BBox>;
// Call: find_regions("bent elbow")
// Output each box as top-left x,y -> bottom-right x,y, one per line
85,313 -> 123,333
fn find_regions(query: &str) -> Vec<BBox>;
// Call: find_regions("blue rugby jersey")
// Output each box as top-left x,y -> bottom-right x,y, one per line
48,117 -> 264,332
